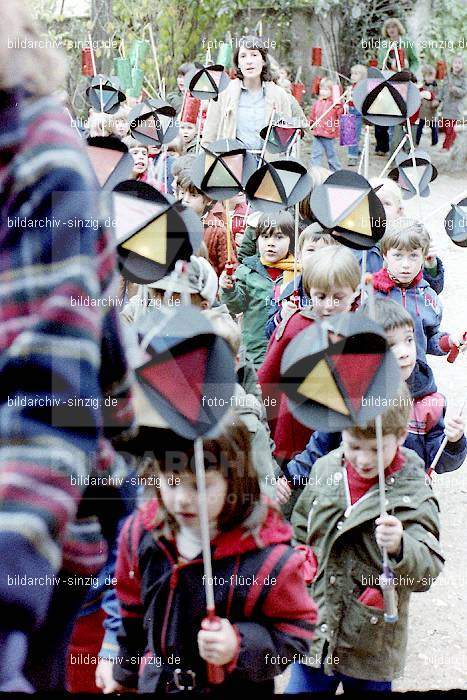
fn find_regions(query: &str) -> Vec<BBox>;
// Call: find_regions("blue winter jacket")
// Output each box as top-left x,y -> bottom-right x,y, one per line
353,246 -> 445,295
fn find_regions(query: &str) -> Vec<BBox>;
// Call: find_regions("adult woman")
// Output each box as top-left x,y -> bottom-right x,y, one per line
202,35 -> 307,152
375,17 -> 420,155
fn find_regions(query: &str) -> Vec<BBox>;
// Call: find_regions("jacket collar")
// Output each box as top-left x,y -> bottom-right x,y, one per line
372,266 -> 424,292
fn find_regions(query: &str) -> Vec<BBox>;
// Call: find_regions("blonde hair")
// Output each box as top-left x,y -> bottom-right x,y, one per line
345,384 -> 411,438
87,111 -> 113,138
381,18 -> 406,38
370,177 -> 403,211
122,135 -> 148,151
380,218 -> 431,257
0,0 -> 67,94
204,311 -> 241,355
297,223 -> 338,254
350,64 -> 368,81
302,246 -> 360,295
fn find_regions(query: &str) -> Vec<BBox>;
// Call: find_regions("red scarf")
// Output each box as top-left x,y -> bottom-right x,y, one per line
372,266 -> 423,293
346,448 -> 405,504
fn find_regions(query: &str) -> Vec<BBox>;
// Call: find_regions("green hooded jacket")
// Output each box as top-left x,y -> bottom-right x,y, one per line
220,254 -> 274,368
292,446 -> 444,681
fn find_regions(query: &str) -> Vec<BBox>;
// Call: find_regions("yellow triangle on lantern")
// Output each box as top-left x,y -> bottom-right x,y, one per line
204,153 -> 216,176
367,86 -> 402,116
338,196 -> 373,237
297,358 -> 349,415
121,215 -> 167,264
255,169 -> 283,203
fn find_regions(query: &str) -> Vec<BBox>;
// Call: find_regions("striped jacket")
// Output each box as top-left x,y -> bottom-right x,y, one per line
0,89 -> 134,630
113,499 -> 317,692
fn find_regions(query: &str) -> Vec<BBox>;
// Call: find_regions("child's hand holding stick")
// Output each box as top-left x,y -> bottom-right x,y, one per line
198,617 -> 238,666
219,270 -> 234,290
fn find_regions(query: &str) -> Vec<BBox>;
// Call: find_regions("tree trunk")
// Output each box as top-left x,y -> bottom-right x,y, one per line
91,0 -> 113,74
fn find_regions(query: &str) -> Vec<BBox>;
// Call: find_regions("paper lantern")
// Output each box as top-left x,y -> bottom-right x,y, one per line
86,136 -> 134,191
129,40 -> 149,68
311,76 -> 322,95
280,313 -> 401,431
129,99 -> 179,147
132,307 -> 236,439
216,42 -> 233,69
311,47 -> 322,66
127,67 -> 144,98
180,94 -> 201,125
352,68 -> 421,126
436,60 -> 447,80
339,113 -> 357,146
113,57 -> 132,92
309,170 -> 386,249
259,119 -> 303,154
387,149 -> 438,199
86,75 -> 126,115
397,48 -> 406,67
291,82 -> 306,104
113,180 -> 202,284
245,158 -> 312,214
368,58 -> 379,68
444,198 -> 467,247
185,62 -> 230,101
82,48 -> 94,77
191,138 -> 257,200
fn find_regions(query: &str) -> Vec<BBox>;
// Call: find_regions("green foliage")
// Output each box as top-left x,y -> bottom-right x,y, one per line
422,0 -> 467,65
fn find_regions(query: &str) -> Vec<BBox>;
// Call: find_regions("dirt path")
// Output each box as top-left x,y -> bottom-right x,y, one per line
277,142 -> 467,692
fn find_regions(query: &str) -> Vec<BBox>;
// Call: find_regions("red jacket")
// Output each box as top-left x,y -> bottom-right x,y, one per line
113,498 -> 317,692
309,98 -> 343,139
258,308 -> 317,463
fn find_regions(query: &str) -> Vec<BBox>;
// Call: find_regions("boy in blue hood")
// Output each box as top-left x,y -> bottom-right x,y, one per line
276,300 -> 466,508
371,219 -> 466,364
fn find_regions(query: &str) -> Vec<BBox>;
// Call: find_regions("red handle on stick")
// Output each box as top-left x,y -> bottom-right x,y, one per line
201,611 -> 225,685
447,332 -> 467,363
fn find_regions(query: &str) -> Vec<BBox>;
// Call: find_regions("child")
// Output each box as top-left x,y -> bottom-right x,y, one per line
109,417 -> 317,693
109,105 -> 131,140
372,219 -> 464,363
288,388 -> 444,693
258,246 -> 360,464
416,65 -> 439,146
204,310 -> 278,498
219,211 -> 295,368
277,299 -> 467,509
123,136 -> 150,182
439,55 -> 466,150
86,109 -> 112,137
120,255 -> 218,325
179,92 -> 201,153
347,64 -> 367,166
309,78 -> 342,172
265,223 -> 339,338
179,120 -> 198,153
359,179 -> 444,294
179,161 -> 236,276
166,61 -> 195,113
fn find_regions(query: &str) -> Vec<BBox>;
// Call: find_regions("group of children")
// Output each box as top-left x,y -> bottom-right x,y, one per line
65,38 -> 467,697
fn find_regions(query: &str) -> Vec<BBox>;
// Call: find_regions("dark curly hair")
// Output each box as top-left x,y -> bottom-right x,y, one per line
233,36 -> 272,83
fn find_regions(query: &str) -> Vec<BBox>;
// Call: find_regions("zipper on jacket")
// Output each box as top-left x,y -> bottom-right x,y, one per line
342,466 -> 374,518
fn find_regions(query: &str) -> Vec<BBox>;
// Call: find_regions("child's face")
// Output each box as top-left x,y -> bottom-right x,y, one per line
342,430 -> 405,479
300,237 -> 329,263
257,231 -> 290,264
159,470 -> 227,529
113,118 -> 129,138
379,193 -> 403,222
350,67 -> 364,84
177,73 -> 186,92
129,146 -> 148,173
384,247 -> 424,284
452,57 -> 464,74
181,188 -> 208,216
386,324 -> 416,381
423,69 -> 436,83
180,122 -> 197,144
238,47 -> 264,81
319,84 -> 331,99
308,286 -> 356,318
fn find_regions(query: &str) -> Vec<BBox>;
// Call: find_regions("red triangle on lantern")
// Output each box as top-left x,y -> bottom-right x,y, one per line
329,353 -> 383,411
138,346 -> 209,422
275,126 -> 297,146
